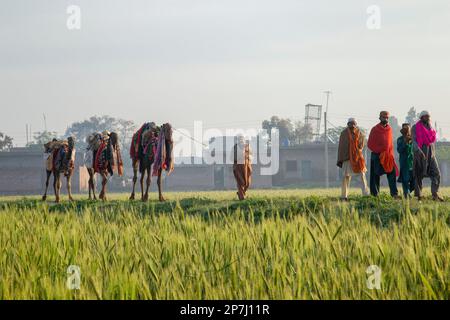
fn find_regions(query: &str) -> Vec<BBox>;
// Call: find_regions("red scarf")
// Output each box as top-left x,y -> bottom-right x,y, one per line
348,128 -> 366,173
368,124 -> 398,175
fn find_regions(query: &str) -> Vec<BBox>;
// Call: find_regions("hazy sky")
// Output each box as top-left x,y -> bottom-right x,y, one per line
1,0 -> 450,146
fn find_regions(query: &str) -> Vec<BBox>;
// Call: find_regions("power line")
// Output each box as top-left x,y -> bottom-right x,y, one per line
173,128 -> 208,147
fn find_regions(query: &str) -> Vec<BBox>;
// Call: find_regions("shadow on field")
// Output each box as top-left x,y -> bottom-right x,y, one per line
1,194 -> 448,228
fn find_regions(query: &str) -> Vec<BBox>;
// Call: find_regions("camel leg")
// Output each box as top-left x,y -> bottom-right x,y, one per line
157,169 -> 165,202
99,173 -> 107,201
57,174 -> 62,202
130,161 -> 138,200
67,172 -> 74,201
140,171 -> 145,201
42,170 -> 52,201
98,173 -> 103,200
54,172 -> 61,203
143,168 -> 151,202
88,169 -> 97,200
91,171 -> 97,200
87,169 -> 92,200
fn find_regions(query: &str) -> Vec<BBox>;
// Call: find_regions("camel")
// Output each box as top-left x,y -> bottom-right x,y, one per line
85,131 -> 123,201
129,123 -> 174,202
42,137 -> 76,203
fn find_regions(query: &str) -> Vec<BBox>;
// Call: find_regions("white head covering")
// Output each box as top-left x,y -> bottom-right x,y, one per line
347,118 -> 357,124
419,110 -> 430,118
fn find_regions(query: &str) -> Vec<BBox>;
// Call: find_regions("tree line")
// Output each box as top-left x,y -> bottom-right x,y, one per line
0,107 -> 444,152
261,107 -> 435,146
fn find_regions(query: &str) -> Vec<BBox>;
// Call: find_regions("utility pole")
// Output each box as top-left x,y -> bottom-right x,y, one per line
324,90 -> 332,189
43,114 -> 48,132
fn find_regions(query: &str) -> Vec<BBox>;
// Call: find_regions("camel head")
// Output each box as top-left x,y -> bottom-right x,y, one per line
109,132 -> 120,150
44,138 -> 58,153
67,136 -> 75,150
44,142 -> 52,153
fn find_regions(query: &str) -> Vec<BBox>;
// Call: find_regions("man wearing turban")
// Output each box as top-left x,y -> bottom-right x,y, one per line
367,111 -> 399,198
337,118 -> 369,201
412,111 -> 443,201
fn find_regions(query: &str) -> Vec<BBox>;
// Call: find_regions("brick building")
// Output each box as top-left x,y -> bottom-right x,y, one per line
0,148 -> 84,195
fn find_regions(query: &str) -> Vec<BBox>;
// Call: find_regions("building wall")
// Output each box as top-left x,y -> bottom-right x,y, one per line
0,150 -> 83,195
223,164 -> 272,189
275,143 -> 450,188
0,153 -> 44,194
165,165 -> 215,190
1,144 -> 449,195
274,144 -> 340,186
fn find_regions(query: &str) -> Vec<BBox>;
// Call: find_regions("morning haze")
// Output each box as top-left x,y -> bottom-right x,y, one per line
1,0 -> 449,146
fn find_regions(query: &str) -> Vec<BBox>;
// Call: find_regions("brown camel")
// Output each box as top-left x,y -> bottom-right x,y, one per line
42,137 -> 76,203
129,123 -> 174,202
86,131 -> 123,201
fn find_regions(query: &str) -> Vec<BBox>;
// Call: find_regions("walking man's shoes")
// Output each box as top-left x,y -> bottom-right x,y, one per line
433,195 -> 445,202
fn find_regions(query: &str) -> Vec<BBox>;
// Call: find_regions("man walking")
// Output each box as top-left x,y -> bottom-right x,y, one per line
412,111 -> 444,201
231,135 -> 253,200
397,123 -> 415,198
337,118 -> 369,200
367,111 -> 399,198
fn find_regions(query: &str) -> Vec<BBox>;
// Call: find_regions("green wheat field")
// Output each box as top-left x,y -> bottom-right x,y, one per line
0,188 -> 449,300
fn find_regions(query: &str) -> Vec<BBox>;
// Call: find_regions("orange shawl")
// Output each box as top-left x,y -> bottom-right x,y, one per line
348,128 -> 366,173
368,124 -> 399,175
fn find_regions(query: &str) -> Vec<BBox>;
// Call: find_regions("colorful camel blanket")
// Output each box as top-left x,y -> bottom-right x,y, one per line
152,127 -> 174,176
130,123 -> 173,175
44,140 -> 75,173
94,141 -> 108,173
94,140 -> 123,176
84,133 -> 103,169
130,123 -> 155,161
143,131 -> 158,163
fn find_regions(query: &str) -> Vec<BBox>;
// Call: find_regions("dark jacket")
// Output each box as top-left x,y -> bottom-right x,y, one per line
337,128 -> 365,164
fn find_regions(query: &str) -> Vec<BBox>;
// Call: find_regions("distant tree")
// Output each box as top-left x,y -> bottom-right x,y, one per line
262,116 -> 316,146
262,116 -> 326,146
27,131 -> 58,147
0,132 -> 13,150
405,107 -> 419,125
293,121 -> 314,144
65,115 -> 136,150
262,116 -> 294,146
